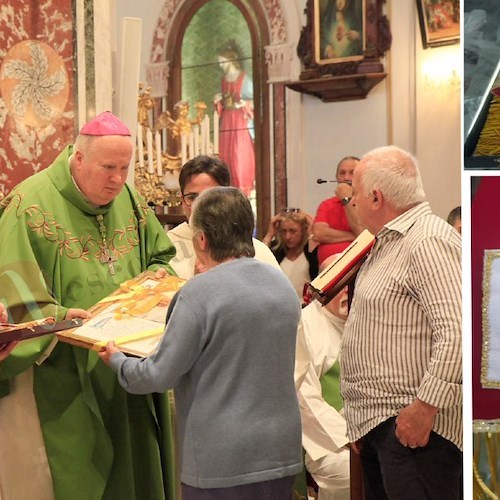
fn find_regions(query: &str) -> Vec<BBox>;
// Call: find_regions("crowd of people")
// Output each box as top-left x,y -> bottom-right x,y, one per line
0,110 -> 463,500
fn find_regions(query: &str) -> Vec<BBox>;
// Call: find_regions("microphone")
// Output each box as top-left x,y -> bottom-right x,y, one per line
316,178 -> 352,185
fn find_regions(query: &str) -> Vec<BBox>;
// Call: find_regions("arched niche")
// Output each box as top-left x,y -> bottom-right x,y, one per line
148,0 -> 292,235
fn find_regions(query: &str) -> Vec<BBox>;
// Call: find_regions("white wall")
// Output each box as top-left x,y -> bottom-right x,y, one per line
292,83 -> 389,216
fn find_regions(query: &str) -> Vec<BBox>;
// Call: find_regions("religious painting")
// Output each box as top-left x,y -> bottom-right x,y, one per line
181,0 -> 256,204
416,0 -> 460,49
314,0 -> 365,64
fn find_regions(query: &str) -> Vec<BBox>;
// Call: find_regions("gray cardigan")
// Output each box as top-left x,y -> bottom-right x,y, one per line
110,258 -> 303,488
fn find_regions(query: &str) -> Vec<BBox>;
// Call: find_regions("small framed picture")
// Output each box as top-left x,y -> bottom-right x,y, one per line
416,0 -> 460,49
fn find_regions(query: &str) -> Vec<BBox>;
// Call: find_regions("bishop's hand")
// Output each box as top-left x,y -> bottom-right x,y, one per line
65,308 -> 92,321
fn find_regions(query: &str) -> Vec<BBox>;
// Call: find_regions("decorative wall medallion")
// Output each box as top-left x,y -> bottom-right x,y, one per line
0,40 -> 69,128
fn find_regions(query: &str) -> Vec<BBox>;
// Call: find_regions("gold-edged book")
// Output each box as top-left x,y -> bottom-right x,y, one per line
0,317 -> 83,345
305,229 -> 375,305
57,271 -> 186,357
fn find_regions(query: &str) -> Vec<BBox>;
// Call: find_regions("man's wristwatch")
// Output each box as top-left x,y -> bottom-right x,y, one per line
341,196 -> 351,206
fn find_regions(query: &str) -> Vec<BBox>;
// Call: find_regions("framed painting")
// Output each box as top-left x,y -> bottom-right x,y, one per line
416,0 -> 460,49
296,0 -> 391,79
290,0 -> 391,101
314,0 -> 365,65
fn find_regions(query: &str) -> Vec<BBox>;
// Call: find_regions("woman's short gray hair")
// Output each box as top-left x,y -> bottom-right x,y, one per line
191,187 -> 255,261
359,145 -> 426,210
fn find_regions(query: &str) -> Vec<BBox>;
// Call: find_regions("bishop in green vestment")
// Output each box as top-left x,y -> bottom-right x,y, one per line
0,112 -> 177,500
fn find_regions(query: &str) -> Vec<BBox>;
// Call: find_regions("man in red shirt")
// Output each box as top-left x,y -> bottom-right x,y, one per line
312,156 -> 364,264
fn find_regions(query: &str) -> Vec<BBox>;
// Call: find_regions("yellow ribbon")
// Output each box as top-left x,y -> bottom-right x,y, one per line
93,326 -> 164,350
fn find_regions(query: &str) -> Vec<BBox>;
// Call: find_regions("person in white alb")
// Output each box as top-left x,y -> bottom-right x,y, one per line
342,145 -> 462,499
295,255 -> 350,500
167,155 -> 280,279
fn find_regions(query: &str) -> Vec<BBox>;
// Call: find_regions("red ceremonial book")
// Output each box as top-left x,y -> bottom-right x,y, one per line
305,229 -> 375,306
0,317 -> 83,346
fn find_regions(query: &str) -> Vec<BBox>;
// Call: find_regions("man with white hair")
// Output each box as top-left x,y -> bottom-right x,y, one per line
342,145 -> 462,498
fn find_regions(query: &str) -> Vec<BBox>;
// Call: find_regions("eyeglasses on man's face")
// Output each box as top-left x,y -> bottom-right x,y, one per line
282,208 -> 301,213
181,192 -> 199,206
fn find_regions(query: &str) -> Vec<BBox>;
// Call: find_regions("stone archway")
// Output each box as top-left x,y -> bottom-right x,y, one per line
146,0 -> 295,233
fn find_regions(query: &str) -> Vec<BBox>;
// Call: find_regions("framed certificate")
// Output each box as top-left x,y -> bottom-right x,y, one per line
57,271 -> 186,357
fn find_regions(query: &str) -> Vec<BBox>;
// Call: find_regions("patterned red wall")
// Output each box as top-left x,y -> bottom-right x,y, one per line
0,0 -> 76,196
472,177 -> 500,419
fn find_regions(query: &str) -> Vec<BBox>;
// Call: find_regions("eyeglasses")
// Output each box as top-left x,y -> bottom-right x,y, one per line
181,192 -> 199,206
283,208 -> 301,213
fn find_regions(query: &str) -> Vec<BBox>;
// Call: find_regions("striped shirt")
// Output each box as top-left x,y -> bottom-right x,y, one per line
341,202 -> 462,450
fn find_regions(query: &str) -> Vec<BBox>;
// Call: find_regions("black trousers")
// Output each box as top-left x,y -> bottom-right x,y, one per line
181,475 -> 295,500
359,417 -> 462,500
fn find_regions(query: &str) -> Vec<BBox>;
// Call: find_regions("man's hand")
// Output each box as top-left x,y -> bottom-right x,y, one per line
65,308 -> 92,321
395,398 -> 438,448
350,440 -> 362,455
154,267 -> 168,279
0,303 -> 7,323
98,341 -> 121,366
335,182 -> 353,200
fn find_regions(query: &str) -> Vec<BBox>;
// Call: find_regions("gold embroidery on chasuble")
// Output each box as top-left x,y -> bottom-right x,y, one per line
3,193 -> 147,262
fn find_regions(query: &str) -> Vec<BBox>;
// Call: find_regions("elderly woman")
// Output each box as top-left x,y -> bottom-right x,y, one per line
100,186 -> 303,500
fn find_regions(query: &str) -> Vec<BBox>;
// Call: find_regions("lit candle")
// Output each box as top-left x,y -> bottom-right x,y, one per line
181,134 -> 187,166
146,129 -> 154,174
213,109 -> 219,154
155,132 -> 163,176
137,123 -> 144,168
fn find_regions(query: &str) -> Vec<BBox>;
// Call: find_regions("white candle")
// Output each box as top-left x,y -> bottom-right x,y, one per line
200,121 -> 206,155
213,109 -> 219,154
137,123 -> 144,168
193,125 -> 200,157
155,132 -> 163,176
181,134 -> 187,166
146,129 -> 154,174
204,115 -> 210,155
118,17 -> 143,186
188,131 -> 195,161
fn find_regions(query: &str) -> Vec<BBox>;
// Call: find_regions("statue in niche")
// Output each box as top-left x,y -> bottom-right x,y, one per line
214,40 -> 255,197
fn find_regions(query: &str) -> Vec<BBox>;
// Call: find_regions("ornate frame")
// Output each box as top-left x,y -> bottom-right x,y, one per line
287,0 -> 391,102
297,0 -> 391,80
416,0 -> 460,49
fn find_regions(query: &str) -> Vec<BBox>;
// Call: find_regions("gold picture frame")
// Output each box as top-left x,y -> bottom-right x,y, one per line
416,0 -> 460,49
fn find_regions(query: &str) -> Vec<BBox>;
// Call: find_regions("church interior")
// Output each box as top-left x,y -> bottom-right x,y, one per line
0,0 -> 498,498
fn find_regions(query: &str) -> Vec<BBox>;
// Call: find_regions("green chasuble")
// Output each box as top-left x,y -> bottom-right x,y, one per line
320,360 -> 343,412
0,146 -> 177,500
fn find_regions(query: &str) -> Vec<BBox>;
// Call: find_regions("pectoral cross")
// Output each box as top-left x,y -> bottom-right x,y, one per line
100,248 -> 117,275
